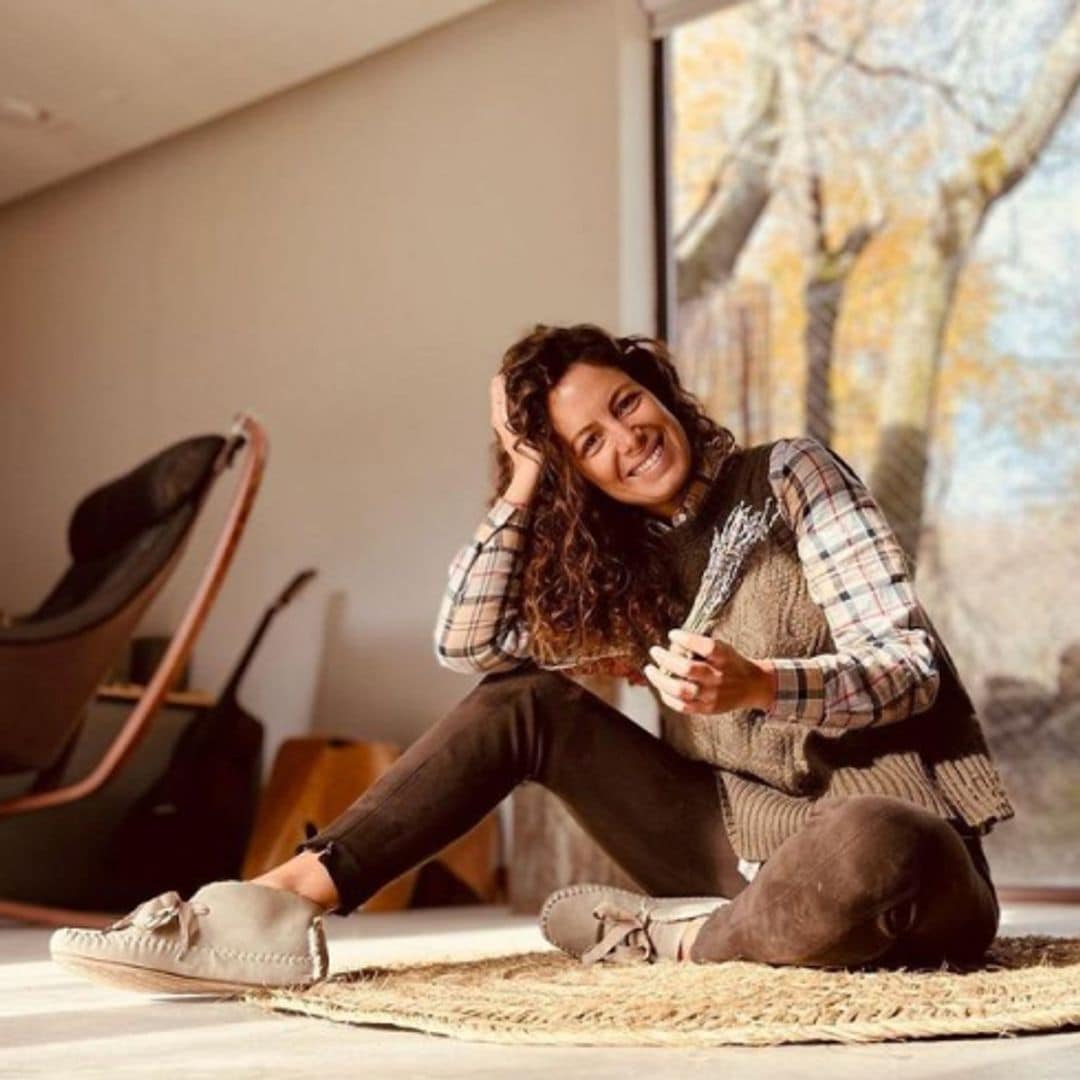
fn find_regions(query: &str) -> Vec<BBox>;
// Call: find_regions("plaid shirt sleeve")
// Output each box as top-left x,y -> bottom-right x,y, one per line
432,496 -> 533,674
756,436 -> 941,730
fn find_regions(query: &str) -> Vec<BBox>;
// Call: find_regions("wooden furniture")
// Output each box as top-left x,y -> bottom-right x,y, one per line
96,684 -> 216,709
0,693 -> 218,913
243,735 -> 504,911
0,414 -> 267,928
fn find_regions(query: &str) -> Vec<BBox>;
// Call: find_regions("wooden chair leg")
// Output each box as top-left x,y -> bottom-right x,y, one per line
0,897 -> 115,929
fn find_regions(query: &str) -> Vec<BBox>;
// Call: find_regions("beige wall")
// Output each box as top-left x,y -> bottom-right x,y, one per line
0,0 -> 656,762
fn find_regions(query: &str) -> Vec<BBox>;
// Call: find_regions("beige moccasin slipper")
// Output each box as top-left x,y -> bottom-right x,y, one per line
49,880 -> 329,995
540,883 -> 731,965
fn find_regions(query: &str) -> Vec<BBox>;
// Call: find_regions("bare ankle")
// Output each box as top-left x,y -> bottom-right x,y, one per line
251,850 -> 340,912
677,916 -> 708,962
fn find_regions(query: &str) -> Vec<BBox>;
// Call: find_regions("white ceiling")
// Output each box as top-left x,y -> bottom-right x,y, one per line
0,0 -> 497,207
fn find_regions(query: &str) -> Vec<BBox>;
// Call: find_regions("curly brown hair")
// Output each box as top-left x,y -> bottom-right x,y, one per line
490,322 -> 737,682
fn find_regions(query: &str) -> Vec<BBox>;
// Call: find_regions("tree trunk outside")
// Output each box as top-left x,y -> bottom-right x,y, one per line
804,273 -> 842,447
869,0 -> 1080,561
869,212 -> 965,563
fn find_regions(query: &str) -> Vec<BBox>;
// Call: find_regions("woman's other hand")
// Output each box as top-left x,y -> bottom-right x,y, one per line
494,375 -> 544,481
643,628 -> 777,715
494,373 -> 544,507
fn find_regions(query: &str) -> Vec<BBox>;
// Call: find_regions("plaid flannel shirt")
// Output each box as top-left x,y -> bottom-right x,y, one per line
433,435 -> 940,732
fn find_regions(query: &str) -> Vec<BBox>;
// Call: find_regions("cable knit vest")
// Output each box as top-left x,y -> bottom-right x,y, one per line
654,440 -> 1016,862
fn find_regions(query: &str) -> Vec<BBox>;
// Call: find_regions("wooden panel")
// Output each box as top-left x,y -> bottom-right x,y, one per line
509,783 -> 638,914
508,673 -> 639,914
243,735 -> 504,912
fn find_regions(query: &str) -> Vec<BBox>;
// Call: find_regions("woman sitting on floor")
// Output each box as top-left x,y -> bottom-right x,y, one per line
51,323 -> 1014,991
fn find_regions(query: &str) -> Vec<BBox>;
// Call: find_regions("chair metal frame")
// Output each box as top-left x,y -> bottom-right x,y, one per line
0,412 -> 268,928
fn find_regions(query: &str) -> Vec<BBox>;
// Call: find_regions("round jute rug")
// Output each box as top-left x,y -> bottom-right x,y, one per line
248,934 -> 1080,1047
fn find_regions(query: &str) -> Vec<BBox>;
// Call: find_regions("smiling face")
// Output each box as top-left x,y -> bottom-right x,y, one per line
546,361 -> 694,518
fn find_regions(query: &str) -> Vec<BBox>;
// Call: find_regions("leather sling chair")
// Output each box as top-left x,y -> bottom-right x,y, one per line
0,413 -> 267,928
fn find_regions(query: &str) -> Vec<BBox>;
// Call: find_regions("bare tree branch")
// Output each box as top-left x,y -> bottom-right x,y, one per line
871,0 -> 1080,560
960,2 -> 1080,202
800,26 -> 1006,136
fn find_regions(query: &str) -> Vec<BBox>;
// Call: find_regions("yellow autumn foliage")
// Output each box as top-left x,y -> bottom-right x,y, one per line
667,0 -> 1065,481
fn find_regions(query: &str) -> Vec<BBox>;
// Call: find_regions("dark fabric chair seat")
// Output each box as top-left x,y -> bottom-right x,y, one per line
0,435 -> 226,773
0,414 -> 267,928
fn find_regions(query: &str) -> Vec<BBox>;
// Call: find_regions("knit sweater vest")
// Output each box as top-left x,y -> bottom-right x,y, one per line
654,440 -> 1016,862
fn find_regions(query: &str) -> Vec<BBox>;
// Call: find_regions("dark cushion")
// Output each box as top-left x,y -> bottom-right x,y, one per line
18,509 -> 194,634
69,435 -> 224,563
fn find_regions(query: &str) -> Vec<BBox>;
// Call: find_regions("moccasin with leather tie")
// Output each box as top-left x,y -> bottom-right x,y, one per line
49,880 -> 329,995
540,883 -> 732,965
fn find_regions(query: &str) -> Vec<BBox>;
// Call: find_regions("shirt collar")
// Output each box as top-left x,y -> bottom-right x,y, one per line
644,437 -> 731,537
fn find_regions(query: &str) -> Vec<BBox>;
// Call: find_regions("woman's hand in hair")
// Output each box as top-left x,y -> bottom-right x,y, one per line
643,629 -> 777,715
491,373 -> 543,482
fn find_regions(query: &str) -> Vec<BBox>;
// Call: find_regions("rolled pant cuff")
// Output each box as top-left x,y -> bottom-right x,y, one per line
295,836 -> 371,917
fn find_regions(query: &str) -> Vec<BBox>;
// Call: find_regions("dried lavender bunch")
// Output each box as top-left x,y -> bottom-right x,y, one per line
547,498 -> 781,678
671,498 -> 781,660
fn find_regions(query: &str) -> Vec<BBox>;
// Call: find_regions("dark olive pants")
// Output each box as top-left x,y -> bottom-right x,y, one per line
301,663 -> 1000,969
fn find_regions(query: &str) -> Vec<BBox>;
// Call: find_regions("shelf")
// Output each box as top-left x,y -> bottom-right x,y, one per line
95,683 -> 216,708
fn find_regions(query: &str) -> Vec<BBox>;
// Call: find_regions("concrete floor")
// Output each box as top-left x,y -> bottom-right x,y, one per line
2,903 -> 1079,1078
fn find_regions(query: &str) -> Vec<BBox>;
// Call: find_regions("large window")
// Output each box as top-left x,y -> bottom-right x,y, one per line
657,0 -> 1080,888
